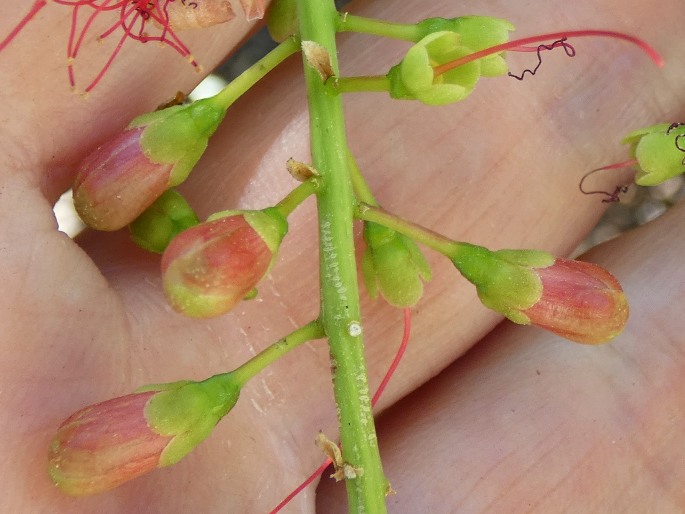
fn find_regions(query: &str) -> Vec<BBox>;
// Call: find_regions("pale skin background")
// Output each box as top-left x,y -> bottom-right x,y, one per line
0,0 -> 684,512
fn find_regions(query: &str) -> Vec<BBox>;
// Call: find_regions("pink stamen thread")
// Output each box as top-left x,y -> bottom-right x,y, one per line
268,308 -> 413,514
578,158 -> 638,202
1,0 -> 198,91
433,29 -> 664,77
0,1 -> 48,52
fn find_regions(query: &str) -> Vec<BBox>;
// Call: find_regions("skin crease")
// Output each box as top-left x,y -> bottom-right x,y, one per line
0,0 -> 683,512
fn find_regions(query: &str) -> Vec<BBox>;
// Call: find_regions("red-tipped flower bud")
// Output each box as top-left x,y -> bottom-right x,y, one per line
523,258 -> 629,344
73,98 -> 225,231
48,375 -> 240,496
161,208 -> 288,318
451,245 -> 628,344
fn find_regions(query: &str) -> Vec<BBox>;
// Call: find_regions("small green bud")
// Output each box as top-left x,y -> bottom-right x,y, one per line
361,222 -> 432,307
623,123 -> 685,186
267,0 -> 297,42
129,189 -> 200,253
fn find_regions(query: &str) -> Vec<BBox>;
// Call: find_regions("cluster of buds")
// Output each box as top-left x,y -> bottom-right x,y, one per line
48,374 -> 241,496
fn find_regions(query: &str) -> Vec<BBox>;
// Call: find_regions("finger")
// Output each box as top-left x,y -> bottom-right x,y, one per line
316,199 -> 685,511
0,1 -> 261,199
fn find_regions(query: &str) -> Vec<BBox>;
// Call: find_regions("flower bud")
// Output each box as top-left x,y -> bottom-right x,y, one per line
161,208 -> 288,318
451,245 -> 628,344
623,123 -> 685,186
73,97 -> 226,231
361,222 -> 431,307
129,189 -> 200,253
48,374 -> 240,496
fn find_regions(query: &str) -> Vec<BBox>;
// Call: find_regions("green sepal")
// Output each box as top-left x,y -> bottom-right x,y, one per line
143,374 -> 241,467
622,123 -> 685,186
208,208 -> 289,254
388,31 -> 481,106
267,0 -> 298,42
450,244 -> 552,324
243,288 -> 259,300
361,222 -> 432,307
129,189 -> 200,253
132,97 -> 227,187
415,16 -> 514,77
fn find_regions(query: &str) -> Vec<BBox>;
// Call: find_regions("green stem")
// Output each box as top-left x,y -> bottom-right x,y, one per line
232,320 -> 324,386
337,13 -> 421,41
297,1 -> 389,512
274,179 -> 320,217
357,204 -> 462,257
213,36 -> 300,110
347,150 -> 378,206
332,75 -> 390,94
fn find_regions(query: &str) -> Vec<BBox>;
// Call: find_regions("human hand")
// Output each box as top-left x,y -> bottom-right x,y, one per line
0,0 -> 682,512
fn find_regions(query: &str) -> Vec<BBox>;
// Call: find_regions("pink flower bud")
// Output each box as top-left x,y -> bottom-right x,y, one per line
523,258 -> 629,344
162,209 -> 288,318
48,375 -> 240,496
48,391 -> 172,496
73,98 -> 225,231
73,127 -> 173,231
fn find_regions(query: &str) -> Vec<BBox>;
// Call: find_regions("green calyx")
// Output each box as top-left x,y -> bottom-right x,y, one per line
387,16 -> 512,106
623,123 -> 685,186
142,374 -> 241,467
388,31 -> 480,105
361,222 -> 431,307
131,97 -> 227,187
129,189 -> 200,253
450,244 -> 554,324
208,207 -> 289,254
415,16 -> 514,76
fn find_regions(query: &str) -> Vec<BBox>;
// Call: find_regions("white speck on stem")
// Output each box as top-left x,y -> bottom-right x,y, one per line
348,321 -> 362,337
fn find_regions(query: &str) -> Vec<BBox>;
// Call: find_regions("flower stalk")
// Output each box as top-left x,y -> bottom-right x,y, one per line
296,0 -> 389,511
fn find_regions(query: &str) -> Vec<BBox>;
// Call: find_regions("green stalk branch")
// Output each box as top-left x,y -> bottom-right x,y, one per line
357,203 -> 462,257
232,320 -> 324,386
337,13 -> 422,41
296,0 -> 389,512
214,36 -> 300,110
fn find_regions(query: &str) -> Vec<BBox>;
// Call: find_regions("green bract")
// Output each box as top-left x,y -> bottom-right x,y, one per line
130,97 -> 226,187
130,189 -> 200,253
450,244 -> 555,324
623,123 -> 685,186
361,222 -> 432,307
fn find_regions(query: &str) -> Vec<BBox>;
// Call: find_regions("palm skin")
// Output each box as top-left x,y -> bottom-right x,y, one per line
0,0 -> 683,512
